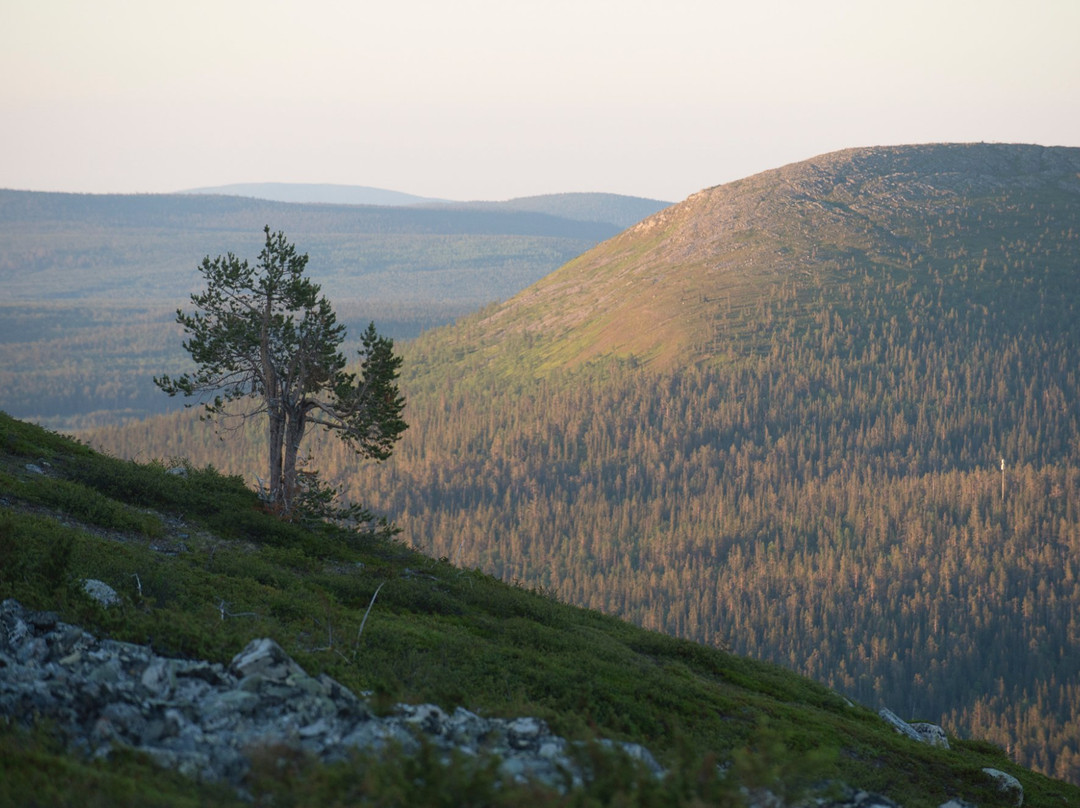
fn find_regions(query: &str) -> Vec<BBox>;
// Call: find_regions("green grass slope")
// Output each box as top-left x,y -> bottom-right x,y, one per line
3,411 -> 1076,806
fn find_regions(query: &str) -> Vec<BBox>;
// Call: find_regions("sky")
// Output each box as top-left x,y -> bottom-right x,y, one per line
2,0 -> 1078,203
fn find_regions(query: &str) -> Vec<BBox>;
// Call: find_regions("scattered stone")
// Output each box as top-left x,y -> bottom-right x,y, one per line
0,599 -> 996,804
82,579 -> 121,608
166,466 -> 188,477
25,463 -> 46,475
982,767 -> 1024,806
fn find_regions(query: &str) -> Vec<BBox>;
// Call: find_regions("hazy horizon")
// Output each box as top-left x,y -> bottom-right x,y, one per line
3,0 -> 1078,203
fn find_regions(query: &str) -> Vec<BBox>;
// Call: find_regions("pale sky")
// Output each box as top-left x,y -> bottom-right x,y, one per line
2,0 -> 1077,202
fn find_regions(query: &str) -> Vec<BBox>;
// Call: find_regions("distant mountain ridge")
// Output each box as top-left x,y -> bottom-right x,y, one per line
0,188 -> 625,306
176,183 -> 672,230
449,192 -> 673,229
179,181 -> 448,207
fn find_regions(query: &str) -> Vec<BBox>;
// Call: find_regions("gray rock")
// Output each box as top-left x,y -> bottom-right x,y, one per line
877,709 -> 951,750
82,579 -> 121,608
877,707 -> 924,743
982,767 -> 1024,806
229,637 -> 305,681
910,721 -> 950,749
141,657 -> 177,698
0,598 -> 667,795
507,716 -> 545,749
400,702 -> 449,734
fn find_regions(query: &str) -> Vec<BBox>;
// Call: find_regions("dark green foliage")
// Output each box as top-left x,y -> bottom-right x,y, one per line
0,510 -> 75,597
154,227 -> 407,513
0,719 -> 243,808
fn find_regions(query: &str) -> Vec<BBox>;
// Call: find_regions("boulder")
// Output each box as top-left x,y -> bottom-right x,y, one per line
82,579 -> 121,608
910,721 -> 950,749
877,707 -> 924,743
982,767 -> 1024,806
878,708 -> 949,749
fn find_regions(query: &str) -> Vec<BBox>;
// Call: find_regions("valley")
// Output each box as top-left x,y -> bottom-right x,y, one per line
0,188 -> 666,431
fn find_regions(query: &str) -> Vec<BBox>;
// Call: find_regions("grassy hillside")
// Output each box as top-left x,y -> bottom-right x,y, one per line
2,411 -> 1077,806
408,143 -> 1080,374
85,143 -> 1080,786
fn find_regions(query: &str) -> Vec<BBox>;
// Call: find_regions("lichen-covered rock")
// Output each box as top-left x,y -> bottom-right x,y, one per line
878,708 -> 950,749
82,579 -> 121,608
878,707 -> 924,743
910,721 -> 950,749
982,767 -> 1024,806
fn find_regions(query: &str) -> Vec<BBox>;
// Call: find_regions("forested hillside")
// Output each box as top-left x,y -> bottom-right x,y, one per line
85,144 -> 1080,783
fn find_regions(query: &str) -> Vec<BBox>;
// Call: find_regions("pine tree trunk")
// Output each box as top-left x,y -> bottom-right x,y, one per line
282,409 -> 307,512
268,409 -> 285,504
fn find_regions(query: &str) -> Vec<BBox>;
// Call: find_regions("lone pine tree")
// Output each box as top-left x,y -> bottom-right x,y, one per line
155,226 -> 407,512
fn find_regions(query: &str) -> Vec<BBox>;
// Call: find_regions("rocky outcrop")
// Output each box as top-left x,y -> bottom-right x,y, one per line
81,578 -> 121,608
0,598 -> 660,794
0,599 -> 1031,806
909,722 -> 950,749
878,708 -> 950,749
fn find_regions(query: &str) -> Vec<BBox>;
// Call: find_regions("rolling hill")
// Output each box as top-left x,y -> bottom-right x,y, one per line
179,182 -> 672,229
86,143 -> 1080,784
